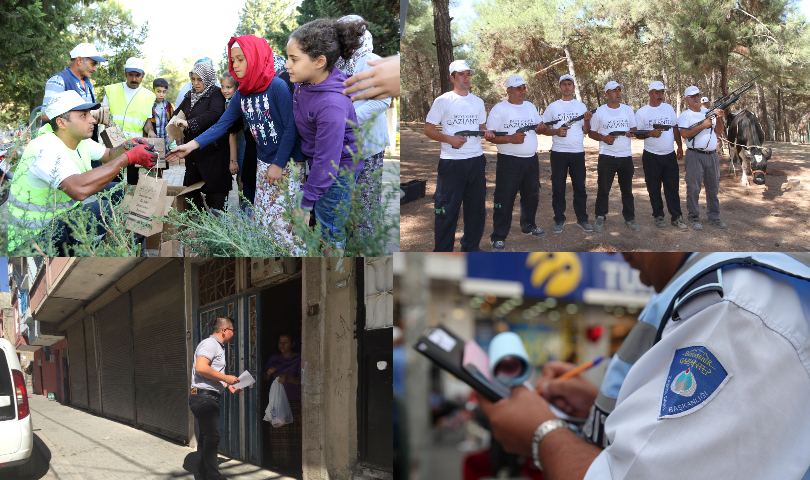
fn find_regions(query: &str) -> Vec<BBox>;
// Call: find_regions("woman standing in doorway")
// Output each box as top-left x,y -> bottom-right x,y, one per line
263,333 -> 302,467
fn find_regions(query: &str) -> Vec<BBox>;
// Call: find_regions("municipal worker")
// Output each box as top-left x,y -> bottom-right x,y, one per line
102,57 -> 157,185
7,90 -> 158,254
477,252 -> 810,480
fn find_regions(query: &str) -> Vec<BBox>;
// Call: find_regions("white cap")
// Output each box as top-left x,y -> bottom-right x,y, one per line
124,57 -> 146,74
393,326 -> 403,343
43,90 -> 100,119
684,85 -> 701,96
700,96 -> 709,103
449,59 -> 475,74
559,74 -> 575,84
648,81 -> 668,91
70,43 -> 106,62
604,80 -> 623,92
505,75 -> 526,88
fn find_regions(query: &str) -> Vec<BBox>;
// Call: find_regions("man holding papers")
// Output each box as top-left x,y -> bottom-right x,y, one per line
188,316 -> 243,480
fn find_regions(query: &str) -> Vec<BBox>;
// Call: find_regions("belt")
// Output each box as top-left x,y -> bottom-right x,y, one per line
687,148 -> 716,154
190,387 -> 221,398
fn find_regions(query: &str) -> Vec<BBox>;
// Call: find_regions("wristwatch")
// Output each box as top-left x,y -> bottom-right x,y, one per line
531,418 -> 568,470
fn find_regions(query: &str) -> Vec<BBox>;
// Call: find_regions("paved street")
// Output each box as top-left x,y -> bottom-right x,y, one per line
7,394 -> 297,480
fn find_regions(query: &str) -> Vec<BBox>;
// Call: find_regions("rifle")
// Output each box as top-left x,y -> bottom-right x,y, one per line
542,108 -> 597,129
652,124 -> 672,131
687,73 -> 761,129
452,130 -> 507,148
606,130 -> 650,137
516,124 -> 540,133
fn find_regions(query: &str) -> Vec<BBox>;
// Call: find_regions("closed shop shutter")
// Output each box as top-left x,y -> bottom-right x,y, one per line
66,320 -> 88,409
84,315 -> 101,413
96,293 -> 135,423
131,261 -> 188,441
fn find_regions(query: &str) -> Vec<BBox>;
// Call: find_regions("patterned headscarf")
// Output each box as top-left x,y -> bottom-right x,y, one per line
273,54 -> 287,75
336,15 -> 374,77
188,61 -> 217,111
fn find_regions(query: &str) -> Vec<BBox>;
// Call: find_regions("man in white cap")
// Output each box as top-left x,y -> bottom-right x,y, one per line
102,57 -> 158,186
587,81 -> 638,232
701,96 -> 711,109
424,59 -> 495,252
485,74 -> 548,251
542,74 -> 594,234
678,86 -> 727,230
42,43 -> 108,145
634,81 -> 687,231
7,90 -> 158,254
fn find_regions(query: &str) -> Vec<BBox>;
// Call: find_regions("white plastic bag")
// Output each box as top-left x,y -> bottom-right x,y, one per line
263,378 -> 293,427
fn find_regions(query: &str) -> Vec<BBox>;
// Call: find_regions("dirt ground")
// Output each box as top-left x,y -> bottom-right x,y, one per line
400,122 -> 810,252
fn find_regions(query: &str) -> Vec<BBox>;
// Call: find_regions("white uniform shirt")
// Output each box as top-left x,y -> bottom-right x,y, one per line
486,100 -> 541,158
634,103 -> 678,155
584,263 -> 810,479
678,108 -> 718,151
542,98 -> 588,153
590,104 -> 636,157
425,91 -> 487,160
27,139 -> 106,189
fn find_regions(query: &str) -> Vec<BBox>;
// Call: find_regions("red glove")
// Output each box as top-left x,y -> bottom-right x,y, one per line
125,144 -> 158,168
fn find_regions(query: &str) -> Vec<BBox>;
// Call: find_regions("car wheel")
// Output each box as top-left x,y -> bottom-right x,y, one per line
16,452 -> 36,477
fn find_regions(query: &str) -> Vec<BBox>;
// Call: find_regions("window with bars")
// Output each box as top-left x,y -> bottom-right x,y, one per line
198,259 -> 237,307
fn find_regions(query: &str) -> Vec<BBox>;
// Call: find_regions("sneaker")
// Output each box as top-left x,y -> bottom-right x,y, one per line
654,216 -> 666,229
576,220 -> 594,232
491,240 -> 505,252
593,216 -> 606,232
671,216 -> 688,231
625,219 -> 640,232
688,218 -> 703,231
523,226 -> 547,237
552,221 -> 564,234
709,218 -> 727,229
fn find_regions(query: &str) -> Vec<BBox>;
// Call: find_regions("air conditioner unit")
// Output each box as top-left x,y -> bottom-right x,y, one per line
250,257 -> 299,286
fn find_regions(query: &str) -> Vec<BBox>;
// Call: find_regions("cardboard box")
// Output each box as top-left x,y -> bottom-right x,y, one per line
100,124 -> 127,149
160,240 -> 183,257
124,178 -> 204,237
145,232 -> 162,251
144,138 -> 167,169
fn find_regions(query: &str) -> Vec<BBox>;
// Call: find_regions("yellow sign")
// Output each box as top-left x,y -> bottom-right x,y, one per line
525,252 -> 582,297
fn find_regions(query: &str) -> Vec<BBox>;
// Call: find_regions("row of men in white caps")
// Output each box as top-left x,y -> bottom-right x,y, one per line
424,59 -> 727,252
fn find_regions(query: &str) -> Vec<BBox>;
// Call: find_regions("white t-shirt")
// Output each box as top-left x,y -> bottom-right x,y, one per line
590,104 -> 636,157
635,103 -> 678,155
678,108 -> 717,151
486,100 -> 541,157
27,139 -> 106,190
101,83 -> 142,106
542,98 -> 588,153
425,91 -> 487,160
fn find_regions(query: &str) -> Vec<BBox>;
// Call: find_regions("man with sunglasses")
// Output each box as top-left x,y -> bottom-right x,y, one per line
189,316 -> 242,480
677,86 -> 727,231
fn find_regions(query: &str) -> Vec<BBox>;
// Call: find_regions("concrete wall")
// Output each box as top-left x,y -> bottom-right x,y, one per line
0,292 -> 13,342
33,338 -> 67,402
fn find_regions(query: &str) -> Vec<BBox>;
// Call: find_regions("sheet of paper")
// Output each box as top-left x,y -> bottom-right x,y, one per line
233,370 -> 255,389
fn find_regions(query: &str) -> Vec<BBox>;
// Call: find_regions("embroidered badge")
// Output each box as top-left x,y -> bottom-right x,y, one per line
659,344 -> 732,419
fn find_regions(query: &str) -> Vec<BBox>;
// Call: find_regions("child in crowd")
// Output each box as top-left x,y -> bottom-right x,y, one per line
286,17 -> 367,250
220,72 -> 246,190
149,78 -> 174,161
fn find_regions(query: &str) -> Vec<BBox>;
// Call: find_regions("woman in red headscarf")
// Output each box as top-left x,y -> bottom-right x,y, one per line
168,35 -> 305,254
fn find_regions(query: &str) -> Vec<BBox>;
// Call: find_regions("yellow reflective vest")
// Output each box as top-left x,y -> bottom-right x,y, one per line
105,83 -> 156,138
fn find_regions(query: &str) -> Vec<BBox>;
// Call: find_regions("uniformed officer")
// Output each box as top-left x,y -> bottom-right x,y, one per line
189,316 -> 242,480
477,252 -> 810,480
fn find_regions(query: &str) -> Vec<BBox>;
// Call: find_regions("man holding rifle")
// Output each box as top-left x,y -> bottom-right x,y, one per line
678,85 -> 727,230
485,75 -> 548,251
424,60 -> 495,252
542,74 -> 594,234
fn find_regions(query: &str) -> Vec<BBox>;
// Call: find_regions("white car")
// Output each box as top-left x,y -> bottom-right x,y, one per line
0,338 -> 35,476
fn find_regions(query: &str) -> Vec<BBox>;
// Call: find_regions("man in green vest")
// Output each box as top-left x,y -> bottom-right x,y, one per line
102,57 -> 157,186
8,90 -> 158,254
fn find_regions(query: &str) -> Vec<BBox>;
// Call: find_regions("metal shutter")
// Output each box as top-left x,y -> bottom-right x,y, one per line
131,261 -> 188,441
84,315 -> 101,413
96,293 -> 135,423
66,320 -> 88,409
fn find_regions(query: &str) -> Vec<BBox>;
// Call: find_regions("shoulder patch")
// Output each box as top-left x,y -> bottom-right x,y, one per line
659,344 -> 732,419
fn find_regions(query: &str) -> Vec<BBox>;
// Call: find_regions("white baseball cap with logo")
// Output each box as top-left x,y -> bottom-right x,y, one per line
604,80 -> 623,92
43,90 -> 100,119
648,81 -> 668,91
125,57 -> 146,74
684,85 -> 701,97
449,59 -> 475,74
505,75 -> 526,88
70,43 -> 107,63
700,97 -> 709,103
559,74 -> 575,84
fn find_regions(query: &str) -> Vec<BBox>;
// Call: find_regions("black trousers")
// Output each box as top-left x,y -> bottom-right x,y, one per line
188,394 -> 222,480
490,153 -> 539,242
595,154 -> 635,221
433,155 -> 486,252
642,150 -> 682,220
549,151 -> 588,223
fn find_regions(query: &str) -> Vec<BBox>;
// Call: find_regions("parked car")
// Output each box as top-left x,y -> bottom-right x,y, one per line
0,338 -> 35,476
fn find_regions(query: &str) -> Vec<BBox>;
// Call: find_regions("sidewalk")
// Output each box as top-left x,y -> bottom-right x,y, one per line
12,394 -> 297,480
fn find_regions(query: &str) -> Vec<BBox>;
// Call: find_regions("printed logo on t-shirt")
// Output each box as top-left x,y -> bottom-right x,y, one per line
502,118 -> 536,130
557,111 -> 582,123
446,114 -> 480,126
659,344 -> 732,419
646,116 -> 671,129
603,118 -> 630,131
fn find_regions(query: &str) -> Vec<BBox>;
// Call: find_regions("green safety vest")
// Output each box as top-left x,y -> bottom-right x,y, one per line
8,129 -> 92,251
105,83 -> 156,138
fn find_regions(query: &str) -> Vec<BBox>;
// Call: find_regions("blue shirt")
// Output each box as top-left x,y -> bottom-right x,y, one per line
43,67 -> 96,108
